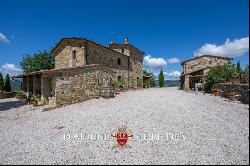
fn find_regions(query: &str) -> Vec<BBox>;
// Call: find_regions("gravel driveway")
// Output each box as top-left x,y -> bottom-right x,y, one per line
0,88 -> 249,165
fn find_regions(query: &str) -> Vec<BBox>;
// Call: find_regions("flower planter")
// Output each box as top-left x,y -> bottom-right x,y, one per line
213,91 -> 221,96
33,101 -> 38,107
227,92 -> 240,101
212,88 -> 222,96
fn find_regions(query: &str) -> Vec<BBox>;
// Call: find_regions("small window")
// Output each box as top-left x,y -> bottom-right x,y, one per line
72,50 -> 76,59
118,76 -> 121,81
208,61 -> 212,64
118,58 -> 121,65
121,49 -> 124,53
97,79 -> 100,84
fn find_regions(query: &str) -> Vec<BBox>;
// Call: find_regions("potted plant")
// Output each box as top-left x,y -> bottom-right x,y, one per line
227,91 -> 240,101
32,95 -> 41,107
114,80 -> 125,92
16,91 -> 26,100
26,95 -> 35,105
212,87 -> 222,96
15,91 -> 22,99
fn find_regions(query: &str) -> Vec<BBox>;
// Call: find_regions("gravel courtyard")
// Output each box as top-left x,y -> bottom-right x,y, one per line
0,87 -> 249,165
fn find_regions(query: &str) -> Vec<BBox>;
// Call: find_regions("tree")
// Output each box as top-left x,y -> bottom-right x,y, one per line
242,64 -> 249,83
236,60 -> 241,73
158,68 -> 165,87
143,69 -> 156,87
204,64 -> 237,92
4,74 -> 11,92
0,72 -> 4,91
20,50 -> 55,73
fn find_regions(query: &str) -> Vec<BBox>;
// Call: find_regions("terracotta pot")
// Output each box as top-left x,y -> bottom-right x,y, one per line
33,101 -> 38,107
213,91 -> 220,96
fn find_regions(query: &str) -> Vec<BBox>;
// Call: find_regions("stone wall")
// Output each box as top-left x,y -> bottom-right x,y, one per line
53,40 -> 86,69
212,83 -> 249,104
184,56 -> 231,74
0,91 -> 15,99
54,65 -> 115,106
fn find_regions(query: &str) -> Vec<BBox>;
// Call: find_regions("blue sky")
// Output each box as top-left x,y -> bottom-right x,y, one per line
0,0 -> 249,79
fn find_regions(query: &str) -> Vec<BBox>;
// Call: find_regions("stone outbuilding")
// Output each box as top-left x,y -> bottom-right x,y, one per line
180,55 -> 232,90
16,38 -> 144,107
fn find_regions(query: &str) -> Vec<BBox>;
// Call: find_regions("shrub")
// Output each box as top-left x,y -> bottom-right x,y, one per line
15,91 -> 26,100
204,64 -> 237,92
114,80 -> 125,90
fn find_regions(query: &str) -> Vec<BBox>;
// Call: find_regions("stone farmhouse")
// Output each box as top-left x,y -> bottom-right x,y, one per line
180,55 -> 232,90
17,38 -> 145,106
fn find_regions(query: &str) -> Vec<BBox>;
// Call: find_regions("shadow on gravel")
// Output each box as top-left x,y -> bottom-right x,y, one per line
0,100 -> 26,111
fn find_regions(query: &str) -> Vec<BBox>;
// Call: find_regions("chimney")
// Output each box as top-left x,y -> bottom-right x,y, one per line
124,38 -> 128,44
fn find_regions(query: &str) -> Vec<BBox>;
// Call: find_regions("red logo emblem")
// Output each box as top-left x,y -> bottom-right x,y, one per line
112,126 -> 133,149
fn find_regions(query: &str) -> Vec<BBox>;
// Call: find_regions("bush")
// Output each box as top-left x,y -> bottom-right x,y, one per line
114,80 -> 125,90
204,64 -> 237,92
15,91 -> 26,100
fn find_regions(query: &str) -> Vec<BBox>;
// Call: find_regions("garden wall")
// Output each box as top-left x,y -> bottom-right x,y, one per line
212,83 -> 249,104
0,91 -> 15,99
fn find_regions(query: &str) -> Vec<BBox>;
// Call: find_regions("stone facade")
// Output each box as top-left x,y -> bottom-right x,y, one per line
180,55 -> 232,90
52,38 -> 144,90
20,37 -> 144,106
54,65 -> 115,106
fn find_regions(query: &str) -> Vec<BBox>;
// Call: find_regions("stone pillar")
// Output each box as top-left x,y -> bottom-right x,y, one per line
41,77 -> 50,104
184,75 -> 190,90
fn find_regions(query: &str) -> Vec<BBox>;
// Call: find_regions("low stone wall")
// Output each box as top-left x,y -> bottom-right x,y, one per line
212,83 -> 249,104
0,91 -> 15,99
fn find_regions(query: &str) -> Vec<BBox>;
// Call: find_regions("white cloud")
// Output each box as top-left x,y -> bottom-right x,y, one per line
154,71 -> 182,79
143,55 -> 167,69
194,37 -> 249,58
0,33 -> 10,44
167,58 -> 181,64
0,63 -> 22,77
164,71 -> 182,78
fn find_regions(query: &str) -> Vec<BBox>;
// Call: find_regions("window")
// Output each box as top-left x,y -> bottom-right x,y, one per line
118,76 -> 121,81
97,79 -> 100,84
71,50 -> 76,67
118,58 -> 121,65
121,49 -> 124,53
72,50 -> 76,59
128,59 -> 130,68
208,61 -> 212,64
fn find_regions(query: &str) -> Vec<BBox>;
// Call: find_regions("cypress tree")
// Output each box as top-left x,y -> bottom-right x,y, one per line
236,60 -> 241,73
0,72 -> 4,91
158,68 -> 165,87
4,74 -> 11,92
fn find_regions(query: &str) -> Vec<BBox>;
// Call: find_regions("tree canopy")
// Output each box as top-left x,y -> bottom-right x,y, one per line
20,50 -> 55,73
